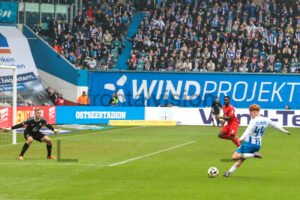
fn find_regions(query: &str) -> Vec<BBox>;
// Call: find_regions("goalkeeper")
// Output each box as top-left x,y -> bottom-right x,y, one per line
4,108 -> 59,160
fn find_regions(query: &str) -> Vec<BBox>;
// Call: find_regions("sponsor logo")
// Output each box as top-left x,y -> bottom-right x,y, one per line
103,75 -> 300,107
0,108 -> 9,127
198,109 -> 300,127
104,75 -> 127,102
75,111 -> 126,119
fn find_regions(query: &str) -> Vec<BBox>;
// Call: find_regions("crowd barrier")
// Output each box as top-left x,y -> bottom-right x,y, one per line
145,107 -> 300,127
1,106 -> 299,127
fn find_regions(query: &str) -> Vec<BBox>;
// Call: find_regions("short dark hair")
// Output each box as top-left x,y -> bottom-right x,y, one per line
224,96 -> 230,100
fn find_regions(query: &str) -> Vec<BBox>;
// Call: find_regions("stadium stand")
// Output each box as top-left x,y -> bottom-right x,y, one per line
127,0 -> 299,73
17,0 -> 300,73
41,0 -> 135,70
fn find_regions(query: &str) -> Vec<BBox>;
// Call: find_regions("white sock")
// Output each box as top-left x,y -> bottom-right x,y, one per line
242,153 -> 254,159
229,165 -> 238,173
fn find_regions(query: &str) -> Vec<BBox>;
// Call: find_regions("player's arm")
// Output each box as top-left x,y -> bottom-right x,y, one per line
11,123 -> 24,130
239,120 -> 256,143
216,113 -> 232,120
0,120 -> 28,132
42,118 -> 59,135
221,107 -> 235,121
219,115 -> 232,120
268,119 -> 291,135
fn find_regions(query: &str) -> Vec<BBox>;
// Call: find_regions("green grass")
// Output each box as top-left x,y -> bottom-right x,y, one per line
0,126 -> 299,200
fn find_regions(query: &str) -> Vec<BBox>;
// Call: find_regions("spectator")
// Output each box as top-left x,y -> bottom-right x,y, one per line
77,91 -> 90,106
55,93 -> 65,106
46,87 -> 52,99
74,12 -> 84,30
51,90 -> 59,104
103,30 -> 113,47
109,92 -> 119,106
33,23 -> 43,35
86,6 -> 94,19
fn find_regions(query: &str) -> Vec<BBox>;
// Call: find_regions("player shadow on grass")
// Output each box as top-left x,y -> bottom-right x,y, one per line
20,157 -> 56,161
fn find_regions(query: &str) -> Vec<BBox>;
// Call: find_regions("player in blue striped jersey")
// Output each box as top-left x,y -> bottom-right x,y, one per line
223,104 -> 291,177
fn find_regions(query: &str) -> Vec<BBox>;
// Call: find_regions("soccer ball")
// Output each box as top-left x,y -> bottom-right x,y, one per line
208,167 -> 219,177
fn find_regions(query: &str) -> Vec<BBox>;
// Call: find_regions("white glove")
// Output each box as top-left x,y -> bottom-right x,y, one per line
53,129 -> 60,136
1,128 -> 11,132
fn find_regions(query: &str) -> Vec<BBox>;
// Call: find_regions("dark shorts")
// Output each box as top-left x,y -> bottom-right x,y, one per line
24,132 -> 46,142
212,110 -> 220,115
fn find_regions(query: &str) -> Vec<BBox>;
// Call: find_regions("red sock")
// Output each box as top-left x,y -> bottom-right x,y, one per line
233,137 -> 241,147
220,134 -> 231,140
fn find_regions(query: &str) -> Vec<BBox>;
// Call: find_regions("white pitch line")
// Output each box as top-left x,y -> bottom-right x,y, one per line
108,141 -> 196,167
0,141 -> 196,168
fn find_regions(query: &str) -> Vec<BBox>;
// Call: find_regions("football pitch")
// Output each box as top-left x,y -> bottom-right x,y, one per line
0,126 -> 299,200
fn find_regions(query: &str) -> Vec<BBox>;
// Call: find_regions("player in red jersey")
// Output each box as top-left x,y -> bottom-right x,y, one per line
216,96 -> 241,147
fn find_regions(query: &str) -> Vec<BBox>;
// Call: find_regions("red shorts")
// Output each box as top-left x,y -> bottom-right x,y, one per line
221,122 -> 239,136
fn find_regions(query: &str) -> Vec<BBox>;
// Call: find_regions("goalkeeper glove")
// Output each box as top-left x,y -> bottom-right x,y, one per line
1,127 -> 11,132
53,129 -> 60,136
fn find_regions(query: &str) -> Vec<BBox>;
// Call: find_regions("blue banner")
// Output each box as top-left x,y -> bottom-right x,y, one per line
0,2 -> 18,23
56,106 -> 145,124
89,72 -> 300,109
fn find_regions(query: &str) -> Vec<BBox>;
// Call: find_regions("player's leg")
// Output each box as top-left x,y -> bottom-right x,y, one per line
216,115 -> 220,127
218,125 -> 231,139
229,124 -> 240,147
218,131 -> 231,139
224,144 -> 262,177
18,134 -> 34,160
229,135 -> 240,147
41,135 -> 56,159
211,113 -> 215,127
224,159 -> 245,177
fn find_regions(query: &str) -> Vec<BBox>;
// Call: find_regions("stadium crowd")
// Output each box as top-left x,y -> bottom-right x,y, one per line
128,0 -> 300,73
33,0 -> 134,70
29,0 -> 300,73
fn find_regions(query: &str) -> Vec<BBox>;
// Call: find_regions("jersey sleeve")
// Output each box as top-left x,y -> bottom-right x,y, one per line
11,118 -> 31,129
42,118 -> 55,131
239,120 -> 256,141
267,118 -> 289,134
22,118 -> 31,125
